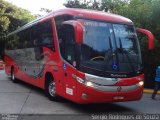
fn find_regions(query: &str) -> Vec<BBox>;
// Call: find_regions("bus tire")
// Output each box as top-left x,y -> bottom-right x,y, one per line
11,67 -> 18,83
45,74 -> 59,101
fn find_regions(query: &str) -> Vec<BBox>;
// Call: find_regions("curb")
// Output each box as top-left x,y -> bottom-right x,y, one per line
143,89 -> 160,94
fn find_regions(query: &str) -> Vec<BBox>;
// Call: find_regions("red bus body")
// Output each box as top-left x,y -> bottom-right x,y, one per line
4,9 -> 153,104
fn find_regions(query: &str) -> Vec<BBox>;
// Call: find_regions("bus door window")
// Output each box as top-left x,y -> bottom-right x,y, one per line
54,15 -> 73,50
61,24 -> 77,98
61,25 -> 76,66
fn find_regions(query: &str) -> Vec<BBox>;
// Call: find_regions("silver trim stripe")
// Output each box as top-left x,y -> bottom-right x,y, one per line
85,73 -> 119,86
93,83 -> 140,92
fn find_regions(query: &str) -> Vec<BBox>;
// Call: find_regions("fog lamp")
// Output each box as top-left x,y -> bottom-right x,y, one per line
82,93 -> 87,100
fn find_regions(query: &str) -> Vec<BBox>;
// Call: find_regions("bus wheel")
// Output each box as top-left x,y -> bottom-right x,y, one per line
11,67 -> 18,83
45,75 -> 59,101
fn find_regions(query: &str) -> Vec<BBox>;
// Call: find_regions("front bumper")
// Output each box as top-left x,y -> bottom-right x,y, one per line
75,84 -> 143,104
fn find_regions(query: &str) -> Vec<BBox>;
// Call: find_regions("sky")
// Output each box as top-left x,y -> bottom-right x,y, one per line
5,0 -> 66,15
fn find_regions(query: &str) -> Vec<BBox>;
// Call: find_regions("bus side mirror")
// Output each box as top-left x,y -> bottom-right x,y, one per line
136,28 -> 155,50
74,22 -> 83,44
62,20 -> 84,44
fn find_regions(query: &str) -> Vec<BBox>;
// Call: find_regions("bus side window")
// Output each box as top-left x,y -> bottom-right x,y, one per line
30,25 -> 42,60
31,20 -> 55,51
7,34 -> 19,50
18,30 -> 30,49
30,20 -> 55,60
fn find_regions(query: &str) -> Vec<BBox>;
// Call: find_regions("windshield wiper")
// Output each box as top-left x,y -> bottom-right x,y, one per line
109,36 -> 113,50
104,37 -> 114,62
108,37 -> 120,71
108,37 -> 116,60
119,37 -> 135,73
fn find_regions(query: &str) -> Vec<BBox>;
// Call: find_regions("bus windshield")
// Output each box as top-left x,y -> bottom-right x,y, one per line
79,20 -> 142,77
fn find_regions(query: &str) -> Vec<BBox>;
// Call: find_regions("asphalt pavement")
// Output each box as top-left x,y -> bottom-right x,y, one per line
0,70 -> 160,114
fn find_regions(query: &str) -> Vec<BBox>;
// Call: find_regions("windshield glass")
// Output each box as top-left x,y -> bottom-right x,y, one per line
79,20 -> 142,75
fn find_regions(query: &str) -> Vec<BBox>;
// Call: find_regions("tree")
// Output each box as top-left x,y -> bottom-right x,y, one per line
0,0 -> 35,60
35,8 -> 52,18
64,0 -> 101,10
40,8 -> 52,13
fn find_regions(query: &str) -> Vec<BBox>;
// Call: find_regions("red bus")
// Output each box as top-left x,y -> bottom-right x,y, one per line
5,8 -> 154,104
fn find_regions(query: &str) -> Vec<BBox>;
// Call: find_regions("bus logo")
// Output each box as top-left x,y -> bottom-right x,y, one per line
117,86 -> 122,92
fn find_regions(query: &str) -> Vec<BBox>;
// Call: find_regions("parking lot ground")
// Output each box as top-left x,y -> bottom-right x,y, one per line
0,70 -> 160,114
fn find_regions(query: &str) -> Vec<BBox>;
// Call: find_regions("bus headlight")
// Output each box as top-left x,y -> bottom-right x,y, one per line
85,81 -> 94,87
76,76 -> 97,88
85,81 -> 97,88
138,81 -> 144,86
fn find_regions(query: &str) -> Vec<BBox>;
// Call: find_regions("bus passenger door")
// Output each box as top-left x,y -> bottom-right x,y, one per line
61,24 -> 77,100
